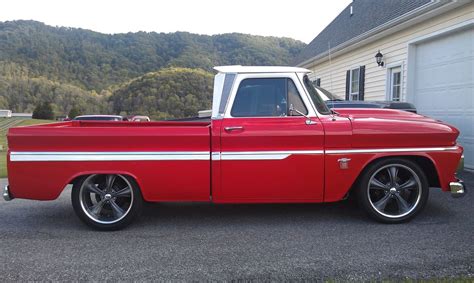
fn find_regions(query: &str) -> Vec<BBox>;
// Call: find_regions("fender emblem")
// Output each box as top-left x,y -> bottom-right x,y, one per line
337,158 -> 351,170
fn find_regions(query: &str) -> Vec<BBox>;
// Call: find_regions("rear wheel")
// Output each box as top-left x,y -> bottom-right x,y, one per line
72,174 -> 143,230
356,158 -> 429,223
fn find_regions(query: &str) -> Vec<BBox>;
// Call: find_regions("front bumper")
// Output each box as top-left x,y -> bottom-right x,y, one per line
457,154 -> 464,174
450,181 -> 466,198
3,185 -> 13,201
450,154 -> 467,198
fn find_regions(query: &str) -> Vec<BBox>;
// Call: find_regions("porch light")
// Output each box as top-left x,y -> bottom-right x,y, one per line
375,50 -> 384,67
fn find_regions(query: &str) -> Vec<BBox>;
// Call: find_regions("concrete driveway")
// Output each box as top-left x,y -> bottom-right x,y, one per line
0,172 -> 472,281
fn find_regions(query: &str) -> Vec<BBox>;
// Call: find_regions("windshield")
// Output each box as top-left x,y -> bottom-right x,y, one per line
314,86 -> 341,101
303,75 -> 331,115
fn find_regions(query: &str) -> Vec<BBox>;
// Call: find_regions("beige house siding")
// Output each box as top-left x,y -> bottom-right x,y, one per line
304,2 -> 474,101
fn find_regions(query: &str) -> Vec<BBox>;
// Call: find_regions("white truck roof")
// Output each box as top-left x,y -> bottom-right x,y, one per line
214,65 -> 311,74
211,66 -> 312,120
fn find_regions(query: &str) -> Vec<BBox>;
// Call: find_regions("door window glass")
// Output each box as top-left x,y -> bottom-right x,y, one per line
231,78 -> 307,117
288,79 -> 307,115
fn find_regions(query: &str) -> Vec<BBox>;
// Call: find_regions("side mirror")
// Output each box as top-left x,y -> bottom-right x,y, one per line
289,104 -> 316,125
289,104 -> 307,118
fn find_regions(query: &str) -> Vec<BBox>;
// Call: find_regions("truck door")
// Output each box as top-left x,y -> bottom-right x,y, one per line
215,74 -> 325,202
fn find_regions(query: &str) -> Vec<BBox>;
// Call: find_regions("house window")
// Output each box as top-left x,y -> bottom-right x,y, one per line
350,67 -> 360,100
389,66 -> 402,101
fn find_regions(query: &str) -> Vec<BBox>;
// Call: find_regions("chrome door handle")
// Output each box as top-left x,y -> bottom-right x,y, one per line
224,126 -> 244,131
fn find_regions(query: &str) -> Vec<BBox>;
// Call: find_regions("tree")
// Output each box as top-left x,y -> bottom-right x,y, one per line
68,106 -> 82,119
32,102 -> 54,120
0,96 -> 9,109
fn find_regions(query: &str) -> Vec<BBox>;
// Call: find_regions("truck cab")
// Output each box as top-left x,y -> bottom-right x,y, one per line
210,66 -> 348,202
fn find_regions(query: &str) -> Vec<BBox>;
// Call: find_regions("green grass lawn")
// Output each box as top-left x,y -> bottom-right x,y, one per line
0,118 -> 54,178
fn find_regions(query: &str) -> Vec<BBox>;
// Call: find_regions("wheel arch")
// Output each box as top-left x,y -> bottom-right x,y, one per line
349,154 -> 441,195
67,171 -> 143,192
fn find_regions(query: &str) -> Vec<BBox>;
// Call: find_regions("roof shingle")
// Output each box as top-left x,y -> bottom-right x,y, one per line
294,0 -> 432,65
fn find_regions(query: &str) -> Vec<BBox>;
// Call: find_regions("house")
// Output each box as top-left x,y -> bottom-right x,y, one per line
294,0 -> 473,170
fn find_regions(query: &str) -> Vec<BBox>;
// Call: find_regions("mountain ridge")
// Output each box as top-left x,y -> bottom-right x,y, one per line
0,20 -> 306,118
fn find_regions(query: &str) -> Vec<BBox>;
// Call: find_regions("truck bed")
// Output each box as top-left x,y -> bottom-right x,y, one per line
7,120 -> 211,201
8,120 -> 211,152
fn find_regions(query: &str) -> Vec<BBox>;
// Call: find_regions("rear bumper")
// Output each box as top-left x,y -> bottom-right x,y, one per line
450,181 -> 466,198
3,185 -> 13,201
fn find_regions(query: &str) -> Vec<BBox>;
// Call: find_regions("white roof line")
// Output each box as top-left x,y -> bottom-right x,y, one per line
214,65 -> 311,74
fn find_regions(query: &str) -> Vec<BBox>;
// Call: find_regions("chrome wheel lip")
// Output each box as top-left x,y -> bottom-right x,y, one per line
79,174 -> 134,225
367,164 -> 422,219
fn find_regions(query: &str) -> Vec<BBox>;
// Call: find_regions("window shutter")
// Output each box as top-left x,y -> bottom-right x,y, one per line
345,70 -> 350,100
359,65 -> 365,101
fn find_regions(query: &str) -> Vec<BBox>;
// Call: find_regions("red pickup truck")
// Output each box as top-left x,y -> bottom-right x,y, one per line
5,66 -> 466,230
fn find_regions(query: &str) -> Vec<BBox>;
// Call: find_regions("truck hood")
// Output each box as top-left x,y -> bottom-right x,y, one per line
334,108 -> 433,122
333,108 -> 460,148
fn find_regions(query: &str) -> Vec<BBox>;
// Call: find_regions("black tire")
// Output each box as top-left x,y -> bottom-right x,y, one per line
356,158 -> 429,223
71,174 -> 143,231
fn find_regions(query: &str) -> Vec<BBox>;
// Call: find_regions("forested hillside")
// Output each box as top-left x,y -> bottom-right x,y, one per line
0,20 -> 305,118
111,68 -> 213,119
0,62 -> 108,114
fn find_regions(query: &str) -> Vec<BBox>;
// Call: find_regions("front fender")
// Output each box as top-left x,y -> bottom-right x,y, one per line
323,147 -> 462,202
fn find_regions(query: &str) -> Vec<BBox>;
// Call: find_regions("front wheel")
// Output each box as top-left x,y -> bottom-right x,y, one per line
72,174 -> 143,230
356,158 -> 429,223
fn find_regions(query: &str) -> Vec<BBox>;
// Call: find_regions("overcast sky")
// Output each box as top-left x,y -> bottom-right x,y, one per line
0,0 -> 352,43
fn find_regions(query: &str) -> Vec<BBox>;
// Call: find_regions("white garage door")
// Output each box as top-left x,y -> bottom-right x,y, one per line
413,28 -> 474,169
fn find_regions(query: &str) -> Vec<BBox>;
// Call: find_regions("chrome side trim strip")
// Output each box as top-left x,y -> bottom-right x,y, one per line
211,152 -> 221,161
220,150 -> 323,160
10,151 -> 210,162
222,153 -> 289,160
325,146 -> 459,154
10,147 -> 458,162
